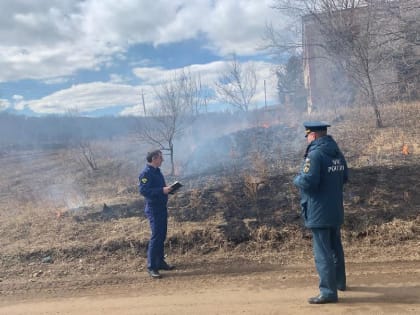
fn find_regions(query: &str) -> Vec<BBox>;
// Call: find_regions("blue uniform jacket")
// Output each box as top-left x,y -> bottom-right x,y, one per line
293,135 -> 348,228
139,164 -> 168,210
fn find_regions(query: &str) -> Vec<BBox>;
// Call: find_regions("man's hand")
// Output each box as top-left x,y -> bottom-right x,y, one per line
163,186 -> 172,195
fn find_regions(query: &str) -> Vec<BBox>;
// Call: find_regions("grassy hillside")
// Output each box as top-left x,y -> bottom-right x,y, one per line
0,101 -> 419,282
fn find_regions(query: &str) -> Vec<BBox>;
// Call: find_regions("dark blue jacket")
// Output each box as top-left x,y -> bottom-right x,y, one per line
139,164 -> 168,210
293,135 -> 348,228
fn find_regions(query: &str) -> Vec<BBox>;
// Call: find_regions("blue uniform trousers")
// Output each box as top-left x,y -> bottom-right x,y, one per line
311,227 -> 346,298
146,207 -> 168,270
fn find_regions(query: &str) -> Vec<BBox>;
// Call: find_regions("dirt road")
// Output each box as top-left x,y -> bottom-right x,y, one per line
1,260 -> 419,315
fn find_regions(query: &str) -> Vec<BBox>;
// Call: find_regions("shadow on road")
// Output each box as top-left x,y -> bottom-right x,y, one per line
341,285 -> 420,304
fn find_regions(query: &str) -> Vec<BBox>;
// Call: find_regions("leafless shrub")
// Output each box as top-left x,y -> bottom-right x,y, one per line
137,69 -> 208,175
75,140 -> 98,171
243,175 -> 262,202
215,54 -> 257,112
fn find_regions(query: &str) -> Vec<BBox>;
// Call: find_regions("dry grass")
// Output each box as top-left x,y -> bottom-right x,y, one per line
0,100 -> 419,270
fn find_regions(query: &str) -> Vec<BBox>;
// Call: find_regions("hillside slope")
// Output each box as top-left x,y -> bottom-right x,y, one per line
0,101 -> 419,295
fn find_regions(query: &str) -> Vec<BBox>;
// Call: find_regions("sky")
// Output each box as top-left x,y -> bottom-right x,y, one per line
0,0 -> 290,117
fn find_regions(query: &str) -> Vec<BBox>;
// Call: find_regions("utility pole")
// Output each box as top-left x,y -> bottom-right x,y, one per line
264,79 -> 267,109
141,90 -> 146,116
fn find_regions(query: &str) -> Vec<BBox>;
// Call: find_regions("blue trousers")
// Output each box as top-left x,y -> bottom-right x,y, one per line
311,227 -> 346,298
145,207 -> 168,270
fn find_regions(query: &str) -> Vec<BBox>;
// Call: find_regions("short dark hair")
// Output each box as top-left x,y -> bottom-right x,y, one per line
146,149 -> 162,163
315,130 -> 328,136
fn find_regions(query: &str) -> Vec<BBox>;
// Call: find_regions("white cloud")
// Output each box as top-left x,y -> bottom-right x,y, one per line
130,60 -> 278,113
153,1 -> 211,45
12,95 -> 25,110
17,58 -> 277,116
0,0 -> 284,82
21,82 -> 142,114
0,1 -> 287,115
109,74 -> 126,84
132,66 -> 171,85
43,77 -> 71,85
133,61 -> 227,86
0,99 -> 10,111
252,61 -> 279,107
132,62 -> 221,87
12,95 -> 24,101
203,0 -> 281,56
185,60 -> 278,107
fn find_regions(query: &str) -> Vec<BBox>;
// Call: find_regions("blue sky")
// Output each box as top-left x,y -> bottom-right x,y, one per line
0,0 -> 290,116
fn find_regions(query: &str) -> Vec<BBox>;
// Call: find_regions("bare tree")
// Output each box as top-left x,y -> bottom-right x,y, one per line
215,55 -> 257,112
65,109 -> 99,171
386,0 -> 420,101
138,70 -> 208,175
276,54 -> 308,110
269,0 -> 418,127
313,1 -> 391,127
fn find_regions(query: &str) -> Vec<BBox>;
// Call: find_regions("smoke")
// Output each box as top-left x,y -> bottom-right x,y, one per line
0,145 -> 91,210
172,111 -> 305,177
44,181 -> 87,210
0,107 -> 309,215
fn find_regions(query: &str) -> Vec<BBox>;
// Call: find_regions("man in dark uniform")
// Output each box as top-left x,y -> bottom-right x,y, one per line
139,149 -> 175,278
293,122 -> 348,304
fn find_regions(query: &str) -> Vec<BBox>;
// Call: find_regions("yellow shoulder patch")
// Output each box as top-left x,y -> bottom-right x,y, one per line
303,158 -> 311,173
141,177 -> 148,184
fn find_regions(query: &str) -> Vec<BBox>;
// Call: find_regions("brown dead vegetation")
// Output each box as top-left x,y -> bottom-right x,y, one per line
0,101 -> 419,291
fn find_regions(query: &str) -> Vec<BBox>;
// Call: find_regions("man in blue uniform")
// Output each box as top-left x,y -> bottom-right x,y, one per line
293,122 -> 348,304
139,149 -> 175,278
